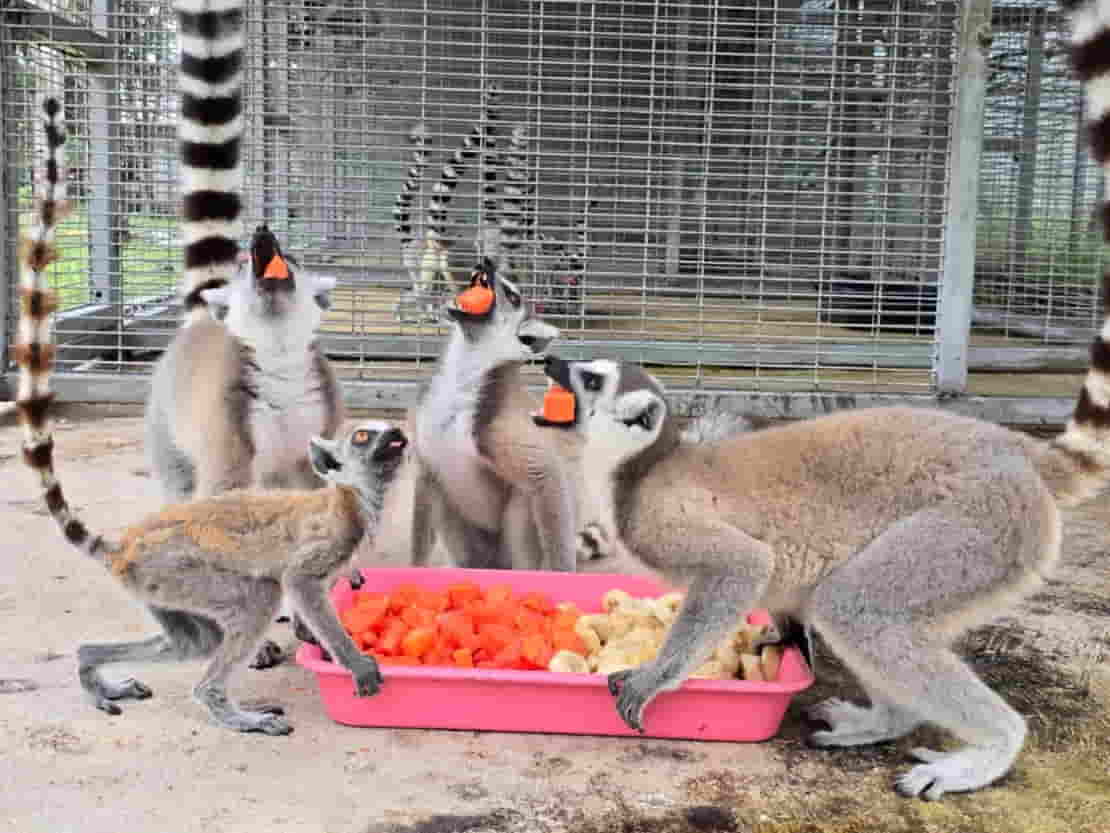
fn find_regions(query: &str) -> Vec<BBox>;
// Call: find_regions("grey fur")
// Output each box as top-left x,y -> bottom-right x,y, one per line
73,421 -> 405,734
541,353 -> 1110,800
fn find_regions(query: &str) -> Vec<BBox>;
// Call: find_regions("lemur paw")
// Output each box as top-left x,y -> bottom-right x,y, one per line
895,746 -> 1015,800
92,677 -> 153,714
576,523 -> 607,564
353,659 -> 384,698
248,712 -> 294,736
607,665 -> 662,733
805,698 -> 917,748
248,640 -> 285,670
347,569 -> 366,590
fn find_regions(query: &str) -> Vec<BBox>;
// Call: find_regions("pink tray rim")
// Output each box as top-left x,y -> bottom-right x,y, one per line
296,566 -> 815,696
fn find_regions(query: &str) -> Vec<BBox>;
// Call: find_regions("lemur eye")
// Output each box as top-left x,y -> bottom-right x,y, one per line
352,430 -> 374,446
581,372 -> 603,392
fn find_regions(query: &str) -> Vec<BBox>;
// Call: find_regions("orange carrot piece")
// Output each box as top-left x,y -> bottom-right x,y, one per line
551,610 -> 580,631
492,639 -> 524,669
400,606 -> 437,629
478,623 -> 515,656
551,629 -> 588,656
520,591 -> 555,614
485,584 -> 514,605
447,582 -> 483,608
377,619 -> 409,656
452,648 -> 474,667
521,633 -> 554,669
401,626 -> 437,659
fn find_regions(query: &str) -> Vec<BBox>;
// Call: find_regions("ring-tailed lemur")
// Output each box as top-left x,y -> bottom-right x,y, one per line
14,94 -> 403,735
517,3 -> 1110,794
145,0 -> 349,668
394,83 -> 502,323
408,262 -> 580,571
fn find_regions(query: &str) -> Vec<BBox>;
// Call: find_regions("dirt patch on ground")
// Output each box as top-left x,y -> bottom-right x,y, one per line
2,411 -> 1109,833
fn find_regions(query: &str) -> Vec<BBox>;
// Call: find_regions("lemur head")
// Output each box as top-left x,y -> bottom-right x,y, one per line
444,259 -> 560,363
543,356 -> 678,467
201,225 -> 336,332
308,421 -> 409,495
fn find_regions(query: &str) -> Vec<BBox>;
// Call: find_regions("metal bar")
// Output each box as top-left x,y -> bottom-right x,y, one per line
0,16 -> 11,397
87,0 -> 118,311
935,0 -> 990,394
1012,9 -> 1044,272
22,371 -> 1083,429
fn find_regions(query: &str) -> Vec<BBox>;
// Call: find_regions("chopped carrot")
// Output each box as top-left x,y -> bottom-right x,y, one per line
377,618 -> 409,656
478,623 -> 516,656
485,584 -> 514,605
551,629 -> 587,656
400,606 -> 437,629
447,582 -> 483,607
520,591 -> 555,614
492,640 -> 524,669
416,589 -> 450,613
401,626 -> 437,659
551,610 -> 580,631
452,648 -> 474,667
514,607 -> 547,634
521,633 -> 554,669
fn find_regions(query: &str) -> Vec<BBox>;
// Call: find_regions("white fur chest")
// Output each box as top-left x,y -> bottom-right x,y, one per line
416,366 -> 502,530
248,354 -> 326,475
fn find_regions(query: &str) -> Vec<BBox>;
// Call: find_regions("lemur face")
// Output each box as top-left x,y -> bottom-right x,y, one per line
309,421 -> 409,491
542,355 -> 668,463
445,260 -> 560,363
199,226 -> 336,328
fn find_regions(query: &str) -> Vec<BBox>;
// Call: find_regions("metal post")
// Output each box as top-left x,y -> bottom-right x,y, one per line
935,0 -> 991,395
0,19 -> 11,391
1013,9 -> 1044,273
88,0 -> 120,308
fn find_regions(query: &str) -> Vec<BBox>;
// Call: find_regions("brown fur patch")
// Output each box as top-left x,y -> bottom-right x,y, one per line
11,343 -> 56,375
18,237 -> 59,273
19,288 -> 59,320
1072,386 -> 1110,431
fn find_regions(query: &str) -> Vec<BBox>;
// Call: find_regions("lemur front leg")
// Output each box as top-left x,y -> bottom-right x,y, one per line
608,524 -> 773,731
410,458 -> 438,567
525,459 -> 578,572
283,568 -> 383,699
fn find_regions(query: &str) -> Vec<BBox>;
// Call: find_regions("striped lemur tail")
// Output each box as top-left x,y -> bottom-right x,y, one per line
14,97 -> 116,560
177,0 -> 245,325
1038,0 -> 1110,505
426,81 -> 502,248
393,122 -> 428,270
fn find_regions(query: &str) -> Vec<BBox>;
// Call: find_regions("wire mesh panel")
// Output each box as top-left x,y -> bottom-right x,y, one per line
4,0 -> 966,399
974,0 -> 1104,347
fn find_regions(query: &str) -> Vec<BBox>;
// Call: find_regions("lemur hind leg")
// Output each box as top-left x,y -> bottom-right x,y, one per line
191,575 -> 291,735
76,605 -> 225,715
807,502 -> 1048,800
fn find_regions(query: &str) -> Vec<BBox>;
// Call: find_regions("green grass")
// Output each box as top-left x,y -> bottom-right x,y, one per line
18,203 -> 180,310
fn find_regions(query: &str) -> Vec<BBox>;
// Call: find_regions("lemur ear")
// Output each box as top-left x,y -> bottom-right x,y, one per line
312,275 -> 337,311
308,435 -> 342,480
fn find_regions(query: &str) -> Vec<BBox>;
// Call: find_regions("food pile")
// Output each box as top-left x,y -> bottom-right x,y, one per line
339,582 -> 588,669
338,582 -> 783,682
553,588 -> 783,682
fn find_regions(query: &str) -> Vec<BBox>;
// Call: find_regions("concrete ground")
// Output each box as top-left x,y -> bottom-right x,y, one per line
1,409 -> 1109,833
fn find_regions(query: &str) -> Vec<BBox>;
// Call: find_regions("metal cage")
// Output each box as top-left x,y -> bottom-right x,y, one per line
0,0 -> 1102,419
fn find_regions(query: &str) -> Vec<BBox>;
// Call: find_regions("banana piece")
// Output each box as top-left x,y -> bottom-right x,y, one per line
761,644 -> 783,681
739,653 -> 765,682
548,650 -> 591,674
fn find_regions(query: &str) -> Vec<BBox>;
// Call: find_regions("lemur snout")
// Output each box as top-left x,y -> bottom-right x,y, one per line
374,428 -> 408,461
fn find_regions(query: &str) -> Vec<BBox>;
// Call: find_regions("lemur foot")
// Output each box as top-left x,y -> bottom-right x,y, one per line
224,709 -> 293,736
248,639 -> 285,670
607,664 -> 666,733
895,745 -> 1017,800
91,677 -> 153,714
806,698 -> 919,747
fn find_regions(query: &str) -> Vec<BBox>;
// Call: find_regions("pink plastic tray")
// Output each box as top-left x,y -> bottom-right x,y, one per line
296,567 -> 814,742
